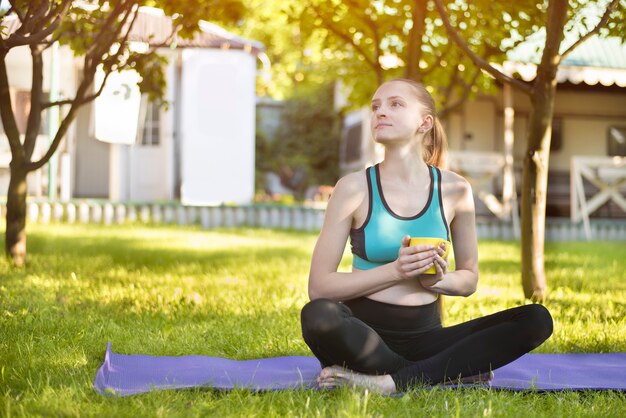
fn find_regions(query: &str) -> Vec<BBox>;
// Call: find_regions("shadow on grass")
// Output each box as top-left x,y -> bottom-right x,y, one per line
7,228 -> 313,277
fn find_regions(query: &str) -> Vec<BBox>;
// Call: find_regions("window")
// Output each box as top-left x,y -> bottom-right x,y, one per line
608,126 -> 626,156
141,101 -> 161,146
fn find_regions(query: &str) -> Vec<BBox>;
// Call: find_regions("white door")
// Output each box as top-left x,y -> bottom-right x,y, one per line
129,100 -> 171,201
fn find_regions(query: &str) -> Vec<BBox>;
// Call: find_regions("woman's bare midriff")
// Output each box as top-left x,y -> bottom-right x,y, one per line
352,266 -> 439,306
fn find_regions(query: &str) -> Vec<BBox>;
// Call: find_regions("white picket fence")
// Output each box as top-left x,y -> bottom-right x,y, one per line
1,201 -> 625,241
9,201 -> 327,231
475,218 -> 626,241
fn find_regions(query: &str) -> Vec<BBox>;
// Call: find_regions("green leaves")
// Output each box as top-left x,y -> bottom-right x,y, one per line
256,83 -> 341,192
126,50 -> 168,101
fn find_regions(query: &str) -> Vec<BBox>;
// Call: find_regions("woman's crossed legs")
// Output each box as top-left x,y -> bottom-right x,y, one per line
301,298 -> 553,393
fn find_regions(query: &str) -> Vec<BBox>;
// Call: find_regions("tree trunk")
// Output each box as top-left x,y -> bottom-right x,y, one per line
520,0 -> 567,302
521,74 -> 557,301
405,0 -> 427,81
5,163 -> 28,267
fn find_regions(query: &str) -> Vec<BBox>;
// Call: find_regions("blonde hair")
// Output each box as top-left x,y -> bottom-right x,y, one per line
388,78 -> 448,169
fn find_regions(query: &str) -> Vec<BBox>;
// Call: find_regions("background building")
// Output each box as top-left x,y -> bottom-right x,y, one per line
0,7 -> 265,206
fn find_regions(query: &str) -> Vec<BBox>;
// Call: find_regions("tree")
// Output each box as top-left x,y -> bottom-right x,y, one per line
295,0 -> 546,113
434,0 -> 624,301
272,82 -> 342,188
0,0 -> 244,266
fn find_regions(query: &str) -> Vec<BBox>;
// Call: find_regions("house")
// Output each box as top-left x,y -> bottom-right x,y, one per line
0,7 -> 265,205
340,36 -> 626,225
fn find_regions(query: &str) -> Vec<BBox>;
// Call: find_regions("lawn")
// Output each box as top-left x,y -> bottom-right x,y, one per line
1,223 -> 625,417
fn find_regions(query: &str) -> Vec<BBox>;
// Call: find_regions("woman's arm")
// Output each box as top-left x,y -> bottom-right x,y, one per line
420,175 -> 479,296
308,174 -> 399,301
308,174 -> 435,301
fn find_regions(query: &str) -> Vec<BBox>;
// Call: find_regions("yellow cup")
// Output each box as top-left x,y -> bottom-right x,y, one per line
409,237 -> 452,274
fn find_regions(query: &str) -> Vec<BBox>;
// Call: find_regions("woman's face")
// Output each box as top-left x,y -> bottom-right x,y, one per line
370,81 -> 428,144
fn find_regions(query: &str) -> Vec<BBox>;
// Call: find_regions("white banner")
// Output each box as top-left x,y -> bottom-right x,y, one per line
94,68 -> 142,144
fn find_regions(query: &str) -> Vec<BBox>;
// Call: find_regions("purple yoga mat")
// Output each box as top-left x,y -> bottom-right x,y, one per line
94,342 -> 626,396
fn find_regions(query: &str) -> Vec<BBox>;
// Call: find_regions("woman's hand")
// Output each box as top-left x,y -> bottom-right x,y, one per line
393,235 -> 447,280
419,242 -> 450,289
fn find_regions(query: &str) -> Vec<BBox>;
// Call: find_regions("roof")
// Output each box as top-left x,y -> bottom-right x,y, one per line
504,34 -> 626,87
560,36 -> 626,69
1,6 -> 264,56
129,7 -> 264,55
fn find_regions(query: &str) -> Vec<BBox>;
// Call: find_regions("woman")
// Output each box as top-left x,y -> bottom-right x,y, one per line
300,79 -> 553,393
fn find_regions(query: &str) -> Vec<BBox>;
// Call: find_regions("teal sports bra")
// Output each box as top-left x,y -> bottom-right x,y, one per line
350,164 -> 450,270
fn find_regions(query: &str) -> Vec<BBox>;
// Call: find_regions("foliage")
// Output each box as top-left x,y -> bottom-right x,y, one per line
235,0 -> 624,109
231,0 -> 343,102
0,223 -> 625,416
256,83 -> 342,195
234,0 -> 626,125
276,83 -> 341,186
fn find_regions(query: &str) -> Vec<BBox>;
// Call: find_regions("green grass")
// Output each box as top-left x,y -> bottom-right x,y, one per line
0,223 -> 624,417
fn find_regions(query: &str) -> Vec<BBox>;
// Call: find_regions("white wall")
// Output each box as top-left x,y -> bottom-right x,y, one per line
180,49 -> 256,205
460,99 -> 497,152
4,44 -> 77,92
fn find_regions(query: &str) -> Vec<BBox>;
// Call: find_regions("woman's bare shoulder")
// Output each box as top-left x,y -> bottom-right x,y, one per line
440,168 -> 471,192
325,170 -> 370,219
439,168 -> 474,212
333,170 -> 369,197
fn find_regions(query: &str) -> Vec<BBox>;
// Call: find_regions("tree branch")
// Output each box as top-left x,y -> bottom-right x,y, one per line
28,4 -> 141,172
38,0 -> 71,30
439,65 -> 460,107
84,1 -> 133,62
560,0 -> 619,60
85,5 -> 139,79
14,0 -> 48,37
1,7 -> 14,21
433,0 -> 532,96
99,5 -> 140,73
342,0 -> 385,56
309,3 -> 380,73
440,66 -> 482,118
41,98 -> 76,109
40,31 -> 64,51
0,50 -> 24,163
5,1 -> 70,49
23,45 -> 44,160
26,91 -> 83,172
68,64 -> 116,108
144,22 -> 182,50
6,1 -> 25,21
421,41 -> 454,78
405,0 -> 428,81
539,0 -> 568,74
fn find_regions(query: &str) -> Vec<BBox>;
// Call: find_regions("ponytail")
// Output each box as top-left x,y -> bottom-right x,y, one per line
423,117 -> 448,169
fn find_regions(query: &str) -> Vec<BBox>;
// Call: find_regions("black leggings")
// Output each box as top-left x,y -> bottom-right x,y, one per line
300,297 -> 553,391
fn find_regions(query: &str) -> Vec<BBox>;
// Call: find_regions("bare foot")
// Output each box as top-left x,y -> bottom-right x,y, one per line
459,371 -> 494,385
316,365 -> 397,394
